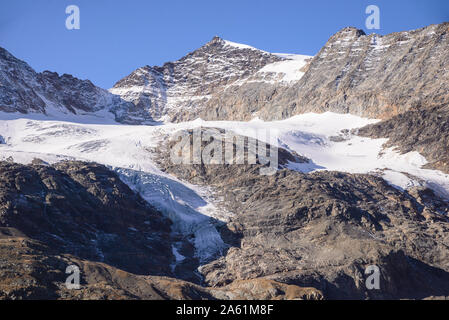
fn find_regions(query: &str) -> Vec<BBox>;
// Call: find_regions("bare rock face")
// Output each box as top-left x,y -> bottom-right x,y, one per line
0,47 -> 46,114
156,131 -> 449,300
198,170 -> 449,299
208,279 -> 323,300
0,47 -> 138,122
276,23 -> 449,120
358,103 -> 449,174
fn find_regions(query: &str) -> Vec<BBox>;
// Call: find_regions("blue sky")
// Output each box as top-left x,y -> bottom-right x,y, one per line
1,0 -> 448,88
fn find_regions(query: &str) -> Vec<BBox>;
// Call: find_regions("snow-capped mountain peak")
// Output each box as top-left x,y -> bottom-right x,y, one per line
109,36 -> 312,122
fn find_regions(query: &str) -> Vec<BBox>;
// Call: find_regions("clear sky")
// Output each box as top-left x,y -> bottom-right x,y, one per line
1,0 -> 448,88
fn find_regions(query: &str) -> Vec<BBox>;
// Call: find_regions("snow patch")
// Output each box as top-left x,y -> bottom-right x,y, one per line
223,40 -> 265,52
257,54 -> 311,83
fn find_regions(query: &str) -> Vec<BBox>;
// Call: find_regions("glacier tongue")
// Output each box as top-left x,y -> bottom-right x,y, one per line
116,168 -> 227,263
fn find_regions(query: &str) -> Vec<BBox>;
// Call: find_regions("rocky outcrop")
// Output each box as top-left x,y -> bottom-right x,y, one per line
208,279 -> 323,300
157,127 -> 309,176
0,233 -> 321,300
0,47 -> 139,123
156,131 -> 449,299
358,103 -> 449,174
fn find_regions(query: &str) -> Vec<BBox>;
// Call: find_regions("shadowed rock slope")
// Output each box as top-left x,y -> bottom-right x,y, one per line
0,161 -> 174,276
0,233 -> 322,300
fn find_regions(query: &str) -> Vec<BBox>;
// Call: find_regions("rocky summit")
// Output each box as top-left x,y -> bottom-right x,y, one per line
194,23 -> 449,123
0,21 -> 449,300
109,36 -> 285,122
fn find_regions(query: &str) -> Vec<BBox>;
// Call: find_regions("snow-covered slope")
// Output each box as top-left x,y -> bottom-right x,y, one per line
1,112 -> 448,267
183,113 -> 449,199
253,54 -> 312,83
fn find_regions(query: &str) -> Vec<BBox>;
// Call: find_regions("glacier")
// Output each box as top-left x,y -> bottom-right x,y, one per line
1,111 -> 449,268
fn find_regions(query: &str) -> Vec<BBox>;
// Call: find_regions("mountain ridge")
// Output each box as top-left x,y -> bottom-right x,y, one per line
0,46 -> 146,123
3,22 -> 448,124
